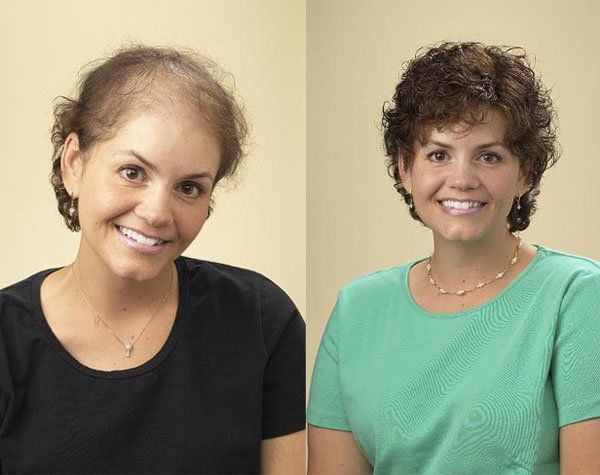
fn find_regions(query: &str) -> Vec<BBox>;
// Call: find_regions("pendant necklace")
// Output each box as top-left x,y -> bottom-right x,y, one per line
426,236 -> 523,297
70,263 -> 174,358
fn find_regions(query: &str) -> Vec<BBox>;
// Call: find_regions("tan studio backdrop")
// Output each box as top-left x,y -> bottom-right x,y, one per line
307,0 -> 600,383
0,0 -> 306,318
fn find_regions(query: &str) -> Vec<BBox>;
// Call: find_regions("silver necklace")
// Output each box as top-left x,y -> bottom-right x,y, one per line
426,236 -> 523,297
70,263 -> 174,358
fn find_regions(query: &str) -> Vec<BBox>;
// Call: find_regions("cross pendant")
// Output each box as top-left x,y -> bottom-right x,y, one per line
124,343 -> 133,358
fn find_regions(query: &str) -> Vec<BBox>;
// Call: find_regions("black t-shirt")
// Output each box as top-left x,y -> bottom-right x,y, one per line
0,256 -> 306,474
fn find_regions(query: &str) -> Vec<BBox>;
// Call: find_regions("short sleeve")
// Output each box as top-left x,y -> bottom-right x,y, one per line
551,268 -> 600,427
307,292 -> 352,431
259,278 -> 306,439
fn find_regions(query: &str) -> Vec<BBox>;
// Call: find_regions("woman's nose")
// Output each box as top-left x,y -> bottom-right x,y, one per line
135,187 -> 174,228
448,159 -> 480,190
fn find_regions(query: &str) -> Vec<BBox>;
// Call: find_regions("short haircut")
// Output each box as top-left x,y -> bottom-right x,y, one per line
382,42 -> 559,232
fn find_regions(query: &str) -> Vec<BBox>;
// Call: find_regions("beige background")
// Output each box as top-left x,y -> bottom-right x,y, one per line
0,0 -> 306,317
307,0 -> 600,381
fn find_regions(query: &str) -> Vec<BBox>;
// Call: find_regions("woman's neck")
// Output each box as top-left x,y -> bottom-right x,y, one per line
429,230 -> 521,290
68,249 -> 176,322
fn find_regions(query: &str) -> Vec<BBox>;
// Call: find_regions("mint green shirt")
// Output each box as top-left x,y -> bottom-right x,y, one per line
308,246 -> 600,474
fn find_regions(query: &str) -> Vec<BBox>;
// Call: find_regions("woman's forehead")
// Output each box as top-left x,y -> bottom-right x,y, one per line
87,110 -> 220,170
419,112 -> 507,145
117,105 -> 215,142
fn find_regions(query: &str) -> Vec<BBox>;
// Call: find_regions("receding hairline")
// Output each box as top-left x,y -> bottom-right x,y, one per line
81,74 -> 223,152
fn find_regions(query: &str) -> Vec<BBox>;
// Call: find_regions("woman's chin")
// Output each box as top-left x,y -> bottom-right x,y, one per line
432,226 -> 489,245
106,257 -> 171,283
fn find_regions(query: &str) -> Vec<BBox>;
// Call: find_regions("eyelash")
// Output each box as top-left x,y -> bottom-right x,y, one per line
117,165 -> 205,199
426,151 -> 502,164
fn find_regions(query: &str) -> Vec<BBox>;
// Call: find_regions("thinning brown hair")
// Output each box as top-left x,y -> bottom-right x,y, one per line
51,44 -> 248,231
382,42 -> 559,232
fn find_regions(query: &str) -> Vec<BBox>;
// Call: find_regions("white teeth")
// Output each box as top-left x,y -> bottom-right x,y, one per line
118,226 -> 163,246
441,200 -> 483,210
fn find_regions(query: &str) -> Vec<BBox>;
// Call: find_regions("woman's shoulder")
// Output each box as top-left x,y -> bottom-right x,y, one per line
179,254 -> 262,280
339,262 -> 413,298
0,268 -> 58,341
178,256 -> 303,355
177,255 -> 299,315
178,255 -> 287,293
0,268 -> 54,314
533,245 -> 599,279
530,246 -> 599,311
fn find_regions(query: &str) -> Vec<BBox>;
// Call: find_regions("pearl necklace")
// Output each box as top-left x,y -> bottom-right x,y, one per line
426,236 -> 523,297
70,263 -> 174,358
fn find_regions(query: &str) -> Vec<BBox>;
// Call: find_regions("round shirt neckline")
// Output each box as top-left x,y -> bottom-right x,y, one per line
30,257 -> 189,380
400,244 -> 546,319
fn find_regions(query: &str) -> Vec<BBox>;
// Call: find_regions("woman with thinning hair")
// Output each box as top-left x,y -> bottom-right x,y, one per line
0,45 -> 305,474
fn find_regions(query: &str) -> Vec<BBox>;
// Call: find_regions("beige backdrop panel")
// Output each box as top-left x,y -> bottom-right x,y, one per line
307,0 -> 599,381
0,0 -> 306,317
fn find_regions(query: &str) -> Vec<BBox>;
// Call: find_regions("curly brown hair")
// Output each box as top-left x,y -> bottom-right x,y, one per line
382,42 -> 559,232
50,44 -> 248,231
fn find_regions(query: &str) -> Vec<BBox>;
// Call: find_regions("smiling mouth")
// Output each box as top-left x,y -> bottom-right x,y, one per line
115,225 -> 168,247
439,199 -> 486,210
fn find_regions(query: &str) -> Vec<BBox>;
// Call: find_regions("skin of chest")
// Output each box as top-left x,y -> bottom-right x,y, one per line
39,266 -> 179,371
408,243 -> 537,314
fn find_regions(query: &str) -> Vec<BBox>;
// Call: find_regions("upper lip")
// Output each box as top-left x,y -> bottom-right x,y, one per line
115,224 -> 170,241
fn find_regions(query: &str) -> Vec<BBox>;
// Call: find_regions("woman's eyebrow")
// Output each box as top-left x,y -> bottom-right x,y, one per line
422,140 -> 454,149
119,149 -> 214,181
422,140 -> 507,150
473,141 -> 507,150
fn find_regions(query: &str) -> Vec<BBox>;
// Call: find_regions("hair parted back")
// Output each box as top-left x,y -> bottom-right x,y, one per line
51,44 -> 248,231
382,41 -> 560,232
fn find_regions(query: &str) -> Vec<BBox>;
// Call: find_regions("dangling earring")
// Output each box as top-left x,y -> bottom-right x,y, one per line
68,194 -> 77,218
67,193 -> 79,231
513,193 -> 523,237
407,193 -> 415,210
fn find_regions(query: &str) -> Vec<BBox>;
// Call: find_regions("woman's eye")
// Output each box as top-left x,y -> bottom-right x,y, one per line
178,182 -> 204,198
118,166 -> 145,182
480,153 -> 501,164
427,151 -> 448,162
117,168 -> 204,198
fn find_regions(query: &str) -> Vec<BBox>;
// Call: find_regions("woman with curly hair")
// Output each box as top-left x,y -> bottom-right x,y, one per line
308,42 -> 599,473
0,46 -> 305,473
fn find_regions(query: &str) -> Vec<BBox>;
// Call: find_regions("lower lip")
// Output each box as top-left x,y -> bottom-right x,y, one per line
438,202 -> 486,216
115,225 -> 167,255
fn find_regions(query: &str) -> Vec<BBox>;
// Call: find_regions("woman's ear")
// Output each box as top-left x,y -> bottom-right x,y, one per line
61,132 -> 84,196
517,161 -> 530,197
397,153 -> 412,193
